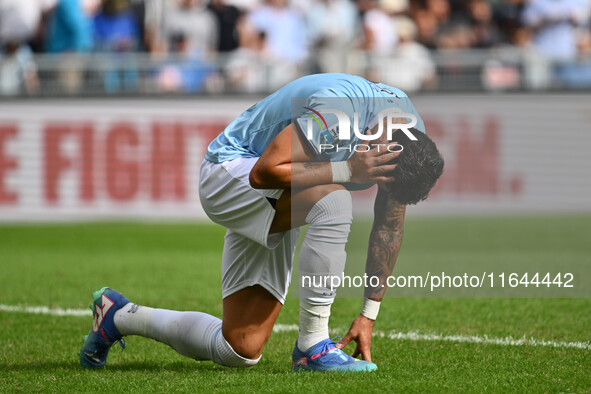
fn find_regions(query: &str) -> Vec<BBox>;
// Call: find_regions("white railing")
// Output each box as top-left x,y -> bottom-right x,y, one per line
1,48 -> 591,97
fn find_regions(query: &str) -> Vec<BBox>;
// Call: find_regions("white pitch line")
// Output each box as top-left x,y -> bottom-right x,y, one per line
273,324 -> 299,332
2,305 -> 590,351
376,330 -> 591,351
0,304 -> 92,317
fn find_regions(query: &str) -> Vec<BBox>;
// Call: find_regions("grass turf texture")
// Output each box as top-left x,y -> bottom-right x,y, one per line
0,216 -> 590,392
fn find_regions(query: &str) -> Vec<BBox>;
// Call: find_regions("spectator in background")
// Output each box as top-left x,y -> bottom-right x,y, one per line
143,0 -> 168,53
248,0 -> 308,63
0,42 -> 39,96
357,0 -> 397,81
45,0 -> 100,93
163,0 -> 218,56
224,0 -> 260,10
0,0 -> 53,95
467,0 -> 501,48
156,33 -> 214,93
358,0 -> 397,55
426,0 -> 451,25
208,0 -> 242,53
94,0 -> 140,52
225,29 -> 268,92
413,7 -> 439,49
0,0 -> 57,47
126,0 -> 147,51
495,0 -> 529,47
156,0 -> 218,93
93,0 -> 141,93
522,0 -> 589,62
306,0 -> 359,73
45,0 -> 98,53
436,23 -> 473,49
379,0 -> 409,16
381,16 -> 436,92
248,0 -> 308,88
7,0 -> 591,95
522,0 -> 590,88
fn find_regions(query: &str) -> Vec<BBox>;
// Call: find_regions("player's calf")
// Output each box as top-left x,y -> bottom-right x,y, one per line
79,287 -> 261,369
298,189 -> 353,352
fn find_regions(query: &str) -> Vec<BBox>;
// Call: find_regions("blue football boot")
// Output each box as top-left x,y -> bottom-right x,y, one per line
292,338 -> 378,372
79,287 -> 129,368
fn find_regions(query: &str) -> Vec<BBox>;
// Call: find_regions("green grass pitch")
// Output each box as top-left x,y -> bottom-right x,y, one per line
0,216 -> 590,392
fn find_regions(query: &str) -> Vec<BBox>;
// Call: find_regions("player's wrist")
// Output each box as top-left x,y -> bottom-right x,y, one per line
361,297 -> 381,321
331,161 -> 351,183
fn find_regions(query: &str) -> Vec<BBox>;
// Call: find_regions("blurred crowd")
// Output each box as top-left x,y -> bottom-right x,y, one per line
1,0 -> 591,95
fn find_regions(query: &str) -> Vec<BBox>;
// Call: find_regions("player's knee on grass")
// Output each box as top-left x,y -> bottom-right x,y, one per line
215,330 -> 262,367
222,328 -> 269,361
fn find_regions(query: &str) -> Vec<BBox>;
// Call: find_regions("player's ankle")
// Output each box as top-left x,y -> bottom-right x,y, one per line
297,333 -> 329,352
113,303 -> 154,337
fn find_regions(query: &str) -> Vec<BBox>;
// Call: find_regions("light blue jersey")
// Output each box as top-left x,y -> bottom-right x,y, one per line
205,73 -> 425,164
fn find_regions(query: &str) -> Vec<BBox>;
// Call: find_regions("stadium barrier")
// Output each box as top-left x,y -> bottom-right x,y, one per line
0,95 -> 589,221
2,49 -> 591,97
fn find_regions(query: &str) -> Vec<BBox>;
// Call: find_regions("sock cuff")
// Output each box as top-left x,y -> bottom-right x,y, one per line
305,190 -> 352,225
300,302 -> 332,318
214,329 -> 261,367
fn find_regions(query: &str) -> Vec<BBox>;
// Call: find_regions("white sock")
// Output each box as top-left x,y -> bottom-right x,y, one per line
297,190 -> 352,352
114,303 -> 154,337
114,303 -> 259,366
148,308 -> 222,361
297,302 -> 331,352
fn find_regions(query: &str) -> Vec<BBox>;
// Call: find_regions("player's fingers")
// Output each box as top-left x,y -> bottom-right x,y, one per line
351,344 -> 361,359
373,150 -> 401,164
361,346 -> 372,362
372,176 -> 395,184
371,164 -> 397,175
365,140 -> 398,156
336,333 -> 354,349
361,144 -> 381,157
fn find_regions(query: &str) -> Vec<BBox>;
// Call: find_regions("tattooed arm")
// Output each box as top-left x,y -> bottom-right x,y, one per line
336,185 -> 405,361
364,185 -> 406,300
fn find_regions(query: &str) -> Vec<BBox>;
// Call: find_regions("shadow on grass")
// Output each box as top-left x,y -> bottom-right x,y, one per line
0,360 -> 204,372
0,360 -> 291,374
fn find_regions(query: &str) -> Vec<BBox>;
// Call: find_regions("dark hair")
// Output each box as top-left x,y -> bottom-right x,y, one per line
388,128 -> 444,205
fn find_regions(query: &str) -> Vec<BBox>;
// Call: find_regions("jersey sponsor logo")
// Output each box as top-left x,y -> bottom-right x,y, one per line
321,123 -> 340,144
304,106 -> 341,144
92,294 -> 115,333
302,107 -> 342,152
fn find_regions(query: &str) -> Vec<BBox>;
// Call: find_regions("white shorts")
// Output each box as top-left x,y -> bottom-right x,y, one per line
199,157 -> 298,304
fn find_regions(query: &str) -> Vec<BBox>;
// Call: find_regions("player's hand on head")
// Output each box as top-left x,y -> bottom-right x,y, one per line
336,315 -> 375,362
348,141 -> 400,185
